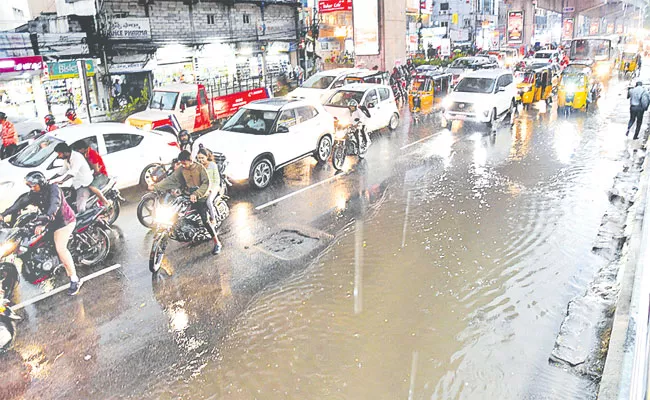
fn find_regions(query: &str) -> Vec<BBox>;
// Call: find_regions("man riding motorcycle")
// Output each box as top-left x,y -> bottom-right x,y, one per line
50,143 -> 94,213
148,150 -> 223,255
346,99 -> 371,150
0,172 -> 82,296
71,140 -> 111,207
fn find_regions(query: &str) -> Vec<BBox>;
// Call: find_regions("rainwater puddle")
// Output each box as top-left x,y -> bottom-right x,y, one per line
155,81 -> 632,399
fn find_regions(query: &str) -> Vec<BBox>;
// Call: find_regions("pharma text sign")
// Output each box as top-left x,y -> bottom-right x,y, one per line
108,18 -> 152,41
507,11 -> 523,44
353,0 -> 379,55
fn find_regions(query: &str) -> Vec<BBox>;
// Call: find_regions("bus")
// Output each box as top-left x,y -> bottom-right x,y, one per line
568,37 -> 616,80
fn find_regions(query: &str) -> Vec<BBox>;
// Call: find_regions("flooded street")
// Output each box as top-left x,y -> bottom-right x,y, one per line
147,84 -> 631,399
0,78 -> 640,400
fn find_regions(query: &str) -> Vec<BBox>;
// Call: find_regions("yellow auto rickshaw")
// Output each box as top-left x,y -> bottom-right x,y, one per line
516,66 -> 557,109
558,72 -> 590,112
618,51 -> 641,79
408,71 -> 452,123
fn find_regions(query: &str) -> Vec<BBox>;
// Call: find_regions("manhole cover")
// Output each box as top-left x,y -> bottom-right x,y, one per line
255,229 -> 321,260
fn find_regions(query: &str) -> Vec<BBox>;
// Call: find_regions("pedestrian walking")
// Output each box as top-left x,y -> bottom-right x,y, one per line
0,112 -> 18,159
626,81 -> 650,140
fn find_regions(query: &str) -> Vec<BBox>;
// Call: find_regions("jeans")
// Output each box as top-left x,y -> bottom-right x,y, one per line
194,200 -> 218,241
628,106 -> 645,139
1,143 -> 17,159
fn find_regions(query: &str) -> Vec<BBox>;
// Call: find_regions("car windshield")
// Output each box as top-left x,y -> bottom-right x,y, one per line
221,108 -> 278,135
454,77 -> 495,93
149,91 -> 178,110
623,52 -> 636,60
9,135 -> 62,168
523,72 -> 535,83
301,74 -> 336,89
450,59 -> 475,68
326,90 -> 365,107
562,75 -> 584,88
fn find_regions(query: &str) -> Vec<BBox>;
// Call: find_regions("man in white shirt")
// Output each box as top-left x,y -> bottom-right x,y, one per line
246,113 -> 266,132
51,142 -> 94,212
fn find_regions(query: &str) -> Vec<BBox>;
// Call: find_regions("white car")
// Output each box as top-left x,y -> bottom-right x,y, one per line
445,57 -> 498,86
288,68 -> 370,103
0,123 -> 179,210
530,50 -> 560,64
193,98 -> 335,190
323,83 -> 400,133
443,69 -> 518,130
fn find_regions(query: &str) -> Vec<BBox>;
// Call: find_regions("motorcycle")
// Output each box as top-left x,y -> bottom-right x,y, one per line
148,191 -> 229,273
137,149 -> 230,229
332,116 -> 370,172
0,210 -> 111,284
63,177 -> 125,225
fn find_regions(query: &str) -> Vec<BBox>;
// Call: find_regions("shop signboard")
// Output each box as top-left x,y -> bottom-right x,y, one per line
0,56 -> 45,74
353,0 -> 379,55
562,18 -> 574,40
606,23 -> 614,34
109,62 -> 149,74
507,11 -> 523,44
589,21 -> 599,35
47,60 -> 95,80
37,33 -> 88,56
0,33 -> 34,57
212,88 -> 270,120
108,18 -> 152,41
318,0 -> 352,13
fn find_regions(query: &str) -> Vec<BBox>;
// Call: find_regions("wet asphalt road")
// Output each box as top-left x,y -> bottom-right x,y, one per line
0,76 -> 641,400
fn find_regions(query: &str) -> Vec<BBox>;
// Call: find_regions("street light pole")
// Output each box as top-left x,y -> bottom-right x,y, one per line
417,4 -> 423,53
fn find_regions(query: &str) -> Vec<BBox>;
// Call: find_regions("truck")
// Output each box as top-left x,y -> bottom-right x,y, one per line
126,83 -> 272,135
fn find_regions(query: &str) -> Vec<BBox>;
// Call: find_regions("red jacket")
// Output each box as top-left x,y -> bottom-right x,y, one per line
1,120 -> 17,146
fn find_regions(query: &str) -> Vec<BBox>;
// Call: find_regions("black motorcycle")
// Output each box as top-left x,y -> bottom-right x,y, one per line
0,210 -> 111,284
148,192 -> 229,273
331,106 -> 371,172
63,178 -> 125,225
138,150 -> 230,229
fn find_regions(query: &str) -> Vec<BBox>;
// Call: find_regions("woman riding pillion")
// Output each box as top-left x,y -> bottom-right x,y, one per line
0,172 -> 82,296
148,150 -> 223,255
195,148 -> 221,225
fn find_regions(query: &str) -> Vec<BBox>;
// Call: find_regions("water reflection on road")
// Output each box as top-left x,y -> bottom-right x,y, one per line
163,82 -> 631,399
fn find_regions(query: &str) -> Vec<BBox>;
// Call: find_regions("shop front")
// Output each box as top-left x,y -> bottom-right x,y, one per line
317,0 -> 354,68
44,59 -> 101,119
0,56 -> 48,122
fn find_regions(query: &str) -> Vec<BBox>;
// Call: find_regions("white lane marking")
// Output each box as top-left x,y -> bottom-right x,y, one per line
255,173 -> 344,211
12,264 -> 122,310
400,131 -> 443,150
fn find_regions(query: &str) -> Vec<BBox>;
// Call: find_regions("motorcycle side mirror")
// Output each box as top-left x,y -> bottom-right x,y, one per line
366,103 -> 375,109
180,103 -> 186,113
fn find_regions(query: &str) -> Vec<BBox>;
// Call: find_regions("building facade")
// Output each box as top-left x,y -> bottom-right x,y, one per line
0,0 -> 32,31
430,0 -> 499,48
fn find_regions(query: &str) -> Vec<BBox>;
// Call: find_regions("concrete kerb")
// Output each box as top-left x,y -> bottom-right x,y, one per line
599,137 -> 650,400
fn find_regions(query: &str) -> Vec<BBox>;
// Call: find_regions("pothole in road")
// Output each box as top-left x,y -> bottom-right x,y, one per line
254,228 -> 330,261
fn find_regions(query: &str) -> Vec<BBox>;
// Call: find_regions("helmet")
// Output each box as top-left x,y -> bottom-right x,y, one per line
25,171 -> 47,187
0,112 -> 6,120
44,114 -> 55,126
65,108 -> 76,120
178,130 -> 191,144
347,99 -> 359,112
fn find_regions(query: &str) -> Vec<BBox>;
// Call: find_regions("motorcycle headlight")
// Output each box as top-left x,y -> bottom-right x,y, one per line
0,240 -> 16,258
154,205 -> 176,226
335,128 -> 348,140
596,64 -> 610,77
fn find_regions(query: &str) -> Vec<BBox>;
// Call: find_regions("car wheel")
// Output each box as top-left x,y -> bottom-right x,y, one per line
140,163 -> 162,190
250,158 -> 274,190
509,100 -> 517,125
389,113 -> 400,130
315,135 -> 332,163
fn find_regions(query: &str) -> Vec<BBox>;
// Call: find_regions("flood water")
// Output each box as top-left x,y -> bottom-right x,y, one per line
150,83 -> 632,400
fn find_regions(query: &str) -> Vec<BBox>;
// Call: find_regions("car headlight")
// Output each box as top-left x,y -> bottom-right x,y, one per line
154,205 -> 176,226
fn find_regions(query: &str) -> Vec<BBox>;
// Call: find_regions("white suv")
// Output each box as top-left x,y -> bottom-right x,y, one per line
193,98 -> 335,190
288,68 -> 369,103
443,69 -> 518,131
323,83 -> 400,132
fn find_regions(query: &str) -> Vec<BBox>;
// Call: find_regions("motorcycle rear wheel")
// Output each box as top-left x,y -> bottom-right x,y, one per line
149,233 -> 169,273
78,227 -> 111,266
332,143 -> 346,171
0,263 -> 18,301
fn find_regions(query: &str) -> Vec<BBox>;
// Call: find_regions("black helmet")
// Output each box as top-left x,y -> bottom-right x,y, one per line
44,114 -> 55,126
65,108 -> 76,119
0,112 -> 6,120
178,130 -> 191,144
25,171 -> 47,187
